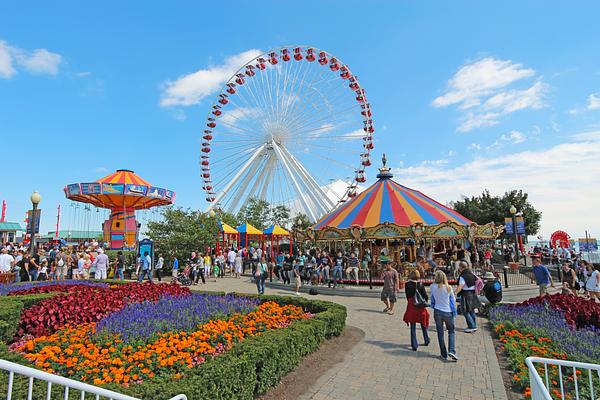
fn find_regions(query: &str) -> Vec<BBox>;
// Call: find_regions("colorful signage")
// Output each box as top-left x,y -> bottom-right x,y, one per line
579,238 -> 598,252
26,209 -> 41,235
67,184 -> 81,195
80,183 -> 101,195
125,184 -> 147,196
102,183 -> 125,195
505,216 -> 525,235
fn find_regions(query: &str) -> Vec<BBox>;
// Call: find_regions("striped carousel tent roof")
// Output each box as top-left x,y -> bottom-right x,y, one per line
264,225 -> 290,236
218,221 -> 238,234
313,163 -> 472,230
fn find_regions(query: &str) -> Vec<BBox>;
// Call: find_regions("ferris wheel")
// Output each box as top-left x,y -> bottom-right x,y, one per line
201,46 -> 374,222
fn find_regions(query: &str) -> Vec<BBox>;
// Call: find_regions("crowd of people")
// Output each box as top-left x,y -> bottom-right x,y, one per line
0,242 -> 125,283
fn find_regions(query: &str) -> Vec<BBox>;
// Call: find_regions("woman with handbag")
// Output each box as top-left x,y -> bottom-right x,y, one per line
403,270 -> 430,351
255,256 -> 268,295
431,270 -> 459,361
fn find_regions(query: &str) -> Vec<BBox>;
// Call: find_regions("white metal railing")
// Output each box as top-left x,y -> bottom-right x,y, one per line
0,359 -> 187,400
526,357 -> 600,400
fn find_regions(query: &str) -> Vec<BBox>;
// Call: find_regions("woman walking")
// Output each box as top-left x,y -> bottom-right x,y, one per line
431,270 -> 458,361
455,262 -> 481,333
403,270 -> 430,351
255,256 -> 268,294
584,262 -> 600,302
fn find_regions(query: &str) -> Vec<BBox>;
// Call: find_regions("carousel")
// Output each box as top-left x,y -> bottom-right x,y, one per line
296,155 -> 502,272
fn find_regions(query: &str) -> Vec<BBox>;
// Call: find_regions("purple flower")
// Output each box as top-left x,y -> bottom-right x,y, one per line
95,294 -> 259,343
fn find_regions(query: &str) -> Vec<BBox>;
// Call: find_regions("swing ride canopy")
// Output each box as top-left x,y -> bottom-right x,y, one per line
302,158 -> 502,242
64,169 -> 175,210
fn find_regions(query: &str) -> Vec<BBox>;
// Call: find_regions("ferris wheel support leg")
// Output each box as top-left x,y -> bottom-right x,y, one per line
243,155 -> 272,205
277,147 -> 331,217
258,154 -> 276,201
229,156 -> 265,212
272,142 -> 318,222
281,146 -> 336,211
206,144 -> 267,213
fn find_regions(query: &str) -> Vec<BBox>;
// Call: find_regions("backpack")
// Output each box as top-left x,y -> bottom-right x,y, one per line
57,255 -> 64,267
474,277 -> 485,295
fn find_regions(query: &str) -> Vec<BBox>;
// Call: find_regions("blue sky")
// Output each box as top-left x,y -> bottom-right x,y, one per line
1,1 -> 600,240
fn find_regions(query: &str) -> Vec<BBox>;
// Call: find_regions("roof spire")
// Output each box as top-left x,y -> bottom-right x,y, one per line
376,153 -> 393,179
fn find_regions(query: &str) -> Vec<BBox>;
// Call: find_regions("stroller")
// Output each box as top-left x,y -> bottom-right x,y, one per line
175,264 -> 192,286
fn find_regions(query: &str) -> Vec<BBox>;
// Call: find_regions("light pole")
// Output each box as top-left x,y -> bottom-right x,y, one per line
509,205 -> 520,264
30,191 -> 42,257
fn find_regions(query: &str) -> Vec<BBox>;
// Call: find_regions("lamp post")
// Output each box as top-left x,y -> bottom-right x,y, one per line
509,205 -> 520,264
30,191 -> 42,257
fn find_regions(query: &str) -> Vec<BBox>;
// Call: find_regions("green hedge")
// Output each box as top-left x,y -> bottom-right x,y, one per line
0,291 -> 346,400
0,293 -> 57,342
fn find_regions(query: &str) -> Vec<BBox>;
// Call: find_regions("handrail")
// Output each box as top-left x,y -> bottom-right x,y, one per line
526,357 -> 600,400
0,359 -> 187,400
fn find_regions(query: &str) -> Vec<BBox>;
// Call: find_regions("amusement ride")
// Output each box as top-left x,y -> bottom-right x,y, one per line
201,46 -> 375,222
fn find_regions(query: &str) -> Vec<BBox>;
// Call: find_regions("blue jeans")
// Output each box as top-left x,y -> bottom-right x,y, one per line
410,323 -> 430,350
138,269 -> 152,282
114,268 -> 124,281
30,270 -> 39,281
331,266 -> 342,286
255,275 -> 265,294
434,309 -> 456,358
464,310 -> 477,329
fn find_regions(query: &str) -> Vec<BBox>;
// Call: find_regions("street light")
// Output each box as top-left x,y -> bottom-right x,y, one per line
509,205 -> 520,264
30,191 -> 42,256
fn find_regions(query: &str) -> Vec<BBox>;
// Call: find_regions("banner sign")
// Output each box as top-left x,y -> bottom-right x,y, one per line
505,216 -> 525,235
125,184 -> 147,196
579,238 -> 598,252
67,184 -> 81,195
80,183 -> 101,195
26,209 -> 41,235
102,183 -> 124,195
147,187 -> 166,199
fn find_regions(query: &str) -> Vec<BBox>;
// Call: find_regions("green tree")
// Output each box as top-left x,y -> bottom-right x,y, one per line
237,197 -> 271,230
146,207 -> 238,263
270,205 -> 291,227
291,213 -> 311,230
452,189 -> 541,236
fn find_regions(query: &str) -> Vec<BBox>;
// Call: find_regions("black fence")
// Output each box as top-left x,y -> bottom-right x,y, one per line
490,263 -> 562,288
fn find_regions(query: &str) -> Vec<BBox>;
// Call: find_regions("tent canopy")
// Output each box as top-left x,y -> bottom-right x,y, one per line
236,223 -> 263,235
218,221 -> 238,235
264,225 -> 289,236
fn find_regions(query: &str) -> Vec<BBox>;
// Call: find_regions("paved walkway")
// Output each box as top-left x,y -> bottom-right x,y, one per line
188,277 -> 530,400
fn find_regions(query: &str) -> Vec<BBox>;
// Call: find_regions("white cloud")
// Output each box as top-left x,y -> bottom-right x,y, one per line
500,130 -> 526,144
160,49 -> 262,107
392,131 -> 600,237
468,143 -> 482,151
0,40 -> 62,79
77,71 -> 92,78
588,92 -> 600,110
0,41 -> 16,78
433,57 -> 547,132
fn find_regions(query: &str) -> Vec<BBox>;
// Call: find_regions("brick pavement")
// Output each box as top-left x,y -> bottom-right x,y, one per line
190,277 -> 510,400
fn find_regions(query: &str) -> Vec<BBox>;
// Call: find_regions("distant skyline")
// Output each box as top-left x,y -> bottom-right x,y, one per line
1,2 -> 599,240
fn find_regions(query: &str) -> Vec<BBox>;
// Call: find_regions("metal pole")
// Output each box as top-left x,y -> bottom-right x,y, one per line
503,266 -> 509,289
512,215 -> 520,264
30,203 -> 38,257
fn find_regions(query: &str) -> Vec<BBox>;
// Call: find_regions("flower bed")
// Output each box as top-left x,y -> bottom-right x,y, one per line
491,294 -> 600,398
1,280 -> 108,296
0,283 -> 346,400
18,282 -> 190,338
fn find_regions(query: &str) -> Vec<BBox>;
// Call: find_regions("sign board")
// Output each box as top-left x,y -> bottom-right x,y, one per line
80,183 -> 102,195
505,216 -> 525,235
26,209 -> 41,235
138,238 -> 154,269
579,238 -> 598,252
